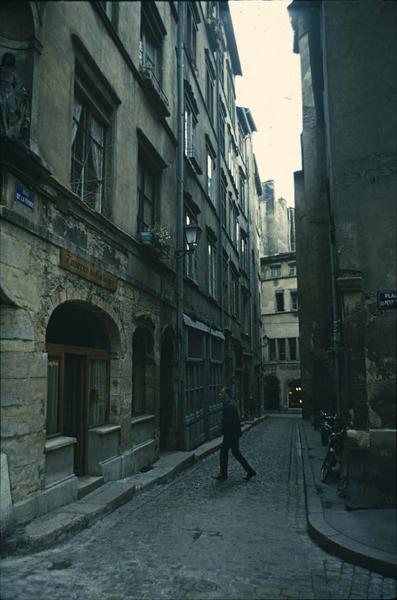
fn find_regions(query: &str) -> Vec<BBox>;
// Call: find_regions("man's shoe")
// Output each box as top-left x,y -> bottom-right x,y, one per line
245,470 -> 256,481
213,474 -> 227,481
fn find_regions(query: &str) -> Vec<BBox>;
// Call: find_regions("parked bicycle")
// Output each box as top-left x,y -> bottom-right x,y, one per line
319,410 -> 338,446
320,421 -> 346,482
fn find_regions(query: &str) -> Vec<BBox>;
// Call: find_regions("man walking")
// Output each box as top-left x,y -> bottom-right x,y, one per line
214,386 -> 256,481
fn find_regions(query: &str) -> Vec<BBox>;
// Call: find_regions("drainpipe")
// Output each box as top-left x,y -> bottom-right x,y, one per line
215,29 -> 225,352
176,1 -> 186,449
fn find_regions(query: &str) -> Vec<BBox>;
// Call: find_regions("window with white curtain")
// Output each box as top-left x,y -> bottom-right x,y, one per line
71,96 -> 105,212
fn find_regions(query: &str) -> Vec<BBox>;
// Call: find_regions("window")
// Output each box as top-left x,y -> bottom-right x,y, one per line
185,210 -> 198,280
138,2 -> 168,116
219,54 -> 224,91
223,256 -> 229,313
207,150 -> 216,204
242,287 -> 249,332
99,1 -> 118,28
270,264 -> 281,278
208,239 -> 217,299
139,23 -> 160,83
206,55 -> 215,121
71,95 -> 105,212
268,339 -> 276,362
288,262 -> 296,276
240,232 -> 248,272
230,267 -> 239,318
239,171 -> 246,213
275,290 -> 285,312
221,177 -> 227,229
231,202 -> 238,245
184,101 -> 198,161
137,156 -> 156,232
185,3 -> 198,65
219,103 -> 226,156
288,338 -> 297,361
290,290 -> 298,311
277,338 -> 286,361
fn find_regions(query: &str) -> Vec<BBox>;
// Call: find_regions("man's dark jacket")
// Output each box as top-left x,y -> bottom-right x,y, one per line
221,398 -> 242,441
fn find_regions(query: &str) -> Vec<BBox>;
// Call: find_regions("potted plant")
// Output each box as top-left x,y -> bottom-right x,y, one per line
139,224 -> 171,258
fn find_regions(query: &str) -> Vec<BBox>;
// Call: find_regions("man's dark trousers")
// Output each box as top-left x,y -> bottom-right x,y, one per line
220,436 -> 254,477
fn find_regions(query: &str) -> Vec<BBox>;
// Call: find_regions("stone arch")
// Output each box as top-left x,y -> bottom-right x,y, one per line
45,299 -> 123,476
287,379 -> 303,408
38,287 -> 126,357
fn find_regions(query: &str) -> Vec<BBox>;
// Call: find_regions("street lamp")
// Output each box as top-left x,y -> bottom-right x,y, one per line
176,223 -> 202,256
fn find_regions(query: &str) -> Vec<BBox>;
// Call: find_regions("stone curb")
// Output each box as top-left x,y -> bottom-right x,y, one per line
3,415 -> 268,557
298,422 -> 397,579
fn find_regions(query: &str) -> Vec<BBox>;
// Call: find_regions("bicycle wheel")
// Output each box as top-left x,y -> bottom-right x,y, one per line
321,458 -> 332,482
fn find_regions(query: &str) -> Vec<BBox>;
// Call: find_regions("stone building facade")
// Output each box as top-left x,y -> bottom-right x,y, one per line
260,201 -> 301,411
289,0 -> 396,505
0,1 -> 263,536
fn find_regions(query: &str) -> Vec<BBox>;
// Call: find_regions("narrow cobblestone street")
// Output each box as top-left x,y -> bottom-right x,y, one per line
1,416 -> 396,600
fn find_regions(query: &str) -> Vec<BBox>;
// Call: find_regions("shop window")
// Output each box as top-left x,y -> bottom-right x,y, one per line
187,329 -> 204,359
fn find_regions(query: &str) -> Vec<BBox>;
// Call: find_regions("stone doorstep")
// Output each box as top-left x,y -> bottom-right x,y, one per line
77,475 -> 105,500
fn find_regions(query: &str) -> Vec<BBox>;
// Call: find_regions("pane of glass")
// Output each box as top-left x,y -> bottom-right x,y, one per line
88,359 -> 108,426
90,115 -> 103,145
47,358 -> 60,435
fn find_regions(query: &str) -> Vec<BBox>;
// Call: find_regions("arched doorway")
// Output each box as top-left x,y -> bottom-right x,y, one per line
160,330 -> 175,450
264,375 -> 280,410
46,302 -> 112,476
288,379 -> 303,408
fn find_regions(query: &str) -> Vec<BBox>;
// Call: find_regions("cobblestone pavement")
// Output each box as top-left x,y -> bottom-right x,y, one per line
1,416 -> 396,600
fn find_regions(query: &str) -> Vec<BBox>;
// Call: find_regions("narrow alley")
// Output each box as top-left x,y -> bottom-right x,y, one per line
1,416 -> 395,600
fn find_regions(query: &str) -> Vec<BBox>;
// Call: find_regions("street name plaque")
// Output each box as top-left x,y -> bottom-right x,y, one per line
378,290 -> 397,309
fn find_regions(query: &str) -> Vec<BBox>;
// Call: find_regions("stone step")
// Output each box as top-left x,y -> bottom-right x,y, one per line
77,476 -> 104,500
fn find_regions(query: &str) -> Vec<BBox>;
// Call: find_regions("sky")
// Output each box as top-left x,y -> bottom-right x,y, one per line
229,0 -> 302,206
